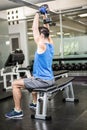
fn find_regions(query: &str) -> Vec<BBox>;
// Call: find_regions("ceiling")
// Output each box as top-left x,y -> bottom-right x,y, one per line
27,7 -> 87,39
0,0 -> 21,10
0,0 -> 54,11
0,0 -> 87,37
0,0 -> 87,11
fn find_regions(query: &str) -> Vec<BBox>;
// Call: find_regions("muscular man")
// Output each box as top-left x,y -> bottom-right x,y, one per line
5,8 -> 55,119
29,12 -> 54,109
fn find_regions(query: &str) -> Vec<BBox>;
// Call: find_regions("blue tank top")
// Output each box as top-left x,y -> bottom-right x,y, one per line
33,43 -> 54,80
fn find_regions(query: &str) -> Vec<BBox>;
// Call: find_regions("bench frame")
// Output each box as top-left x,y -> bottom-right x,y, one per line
31,77 -> 79,120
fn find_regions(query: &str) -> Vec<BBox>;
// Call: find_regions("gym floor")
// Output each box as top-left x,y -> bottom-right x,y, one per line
0,78 -> 87,130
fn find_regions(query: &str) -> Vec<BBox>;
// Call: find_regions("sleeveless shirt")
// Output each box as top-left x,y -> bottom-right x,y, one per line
33,43 -> 54,80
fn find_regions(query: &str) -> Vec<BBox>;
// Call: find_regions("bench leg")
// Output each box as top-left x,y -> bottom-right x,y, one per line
64,82 -> 75,102
31,92 -> 52,120
63,82 -> 79,102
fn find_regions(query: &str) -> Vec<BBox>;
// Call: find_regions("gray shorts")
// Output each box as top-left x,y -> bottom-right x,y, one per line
24,77 -> 55,92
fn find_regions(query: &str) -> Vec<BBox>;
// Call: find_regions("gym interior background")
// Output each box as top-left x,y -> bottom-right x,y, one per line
0,0 -> 87,130
0,0 -> 87,68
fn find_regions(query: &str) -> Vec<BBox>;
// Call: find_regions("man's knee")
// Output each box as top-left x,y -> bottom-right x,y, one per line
12,80 -> 18,88
12,79 -> 25,89
32,91 -> 37,95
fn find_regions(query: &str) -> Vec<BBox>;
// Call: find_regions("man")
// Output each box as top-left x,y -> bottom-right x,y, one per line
5,6 -> 55,119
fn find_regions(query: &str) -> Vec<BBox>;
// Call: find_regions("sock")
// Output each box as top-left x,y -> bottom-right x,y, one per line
14,108 -> 22,113
32,100 -> 37,104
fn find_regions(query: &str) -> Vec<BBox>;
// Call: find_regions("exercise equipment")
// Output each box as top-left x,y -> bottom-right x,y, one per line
39,4 -> 52,24
61,63 -> 66,70
52,63 -> 59,71
39,5 -> 48,14
31,73 -> 79,120
1,49 -> 30,91
54,70 -> 68,80
64,63 -> 71,70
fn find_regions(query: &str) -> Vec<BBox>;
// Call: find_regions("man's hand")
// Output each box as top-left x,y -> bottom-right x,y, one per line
39,6 -> 47,15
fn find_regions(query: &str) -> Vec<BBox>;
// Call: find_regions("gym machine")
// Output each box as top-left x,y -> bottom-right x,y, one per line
1,49 -> 30,91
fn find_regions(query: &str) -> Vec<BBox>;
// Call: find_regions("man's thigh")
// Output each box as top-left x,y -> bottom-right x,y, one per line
13,78 -> 25,88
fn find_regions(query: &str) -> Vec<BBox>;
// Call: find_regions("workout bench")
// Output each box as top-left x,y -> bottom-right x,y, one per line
54,70 -> 68,79
31,76 -> 79,120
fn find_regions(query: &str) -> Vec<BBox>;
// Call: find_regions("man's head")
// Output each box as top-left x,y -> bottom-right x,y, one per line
39,26 -> 49,38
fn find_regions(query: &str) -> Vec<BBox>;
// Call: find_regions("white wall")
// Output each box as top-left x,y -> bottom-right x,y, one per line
9,21 -> 29,67
0,11 -> 7,19
7,7 -> 29,67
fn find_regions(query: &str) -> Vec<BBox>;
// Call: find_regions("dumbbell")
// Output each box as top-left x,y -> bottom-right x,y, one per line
60,63 -> 66,70
71,63 -> 76,70
39,4 -> 52,24
81,63 -> 87,70
52,63 -> 59,71
65,63 -> 72,70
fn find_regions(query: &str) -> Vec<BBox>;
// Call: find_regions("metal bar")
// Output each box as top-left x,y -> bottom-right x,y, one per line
69,82 -> 75,98
42,93 -> 47,116
9,0 -> 56,14
9,0 -> 39,10
36,92 -> 40,115
9,0 -> 87,15
59,11 -> 64,58
9,0 -> 46,10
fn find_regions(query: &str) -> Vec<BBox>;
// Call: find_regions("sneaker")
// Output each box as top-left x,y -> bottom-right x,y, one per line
5,109 -> 24,119
29,103 -> 37,110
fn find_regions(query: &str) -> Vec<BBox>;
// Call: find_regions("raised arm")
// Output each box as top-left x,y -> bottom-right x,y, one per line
42,15 -> 53,44
32,13 -> 40,44
42,15 -> 50,29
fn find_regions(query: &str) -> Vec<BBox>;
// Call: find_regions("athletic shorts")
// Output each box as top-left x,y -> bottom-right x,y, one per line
24,77 -> 55,92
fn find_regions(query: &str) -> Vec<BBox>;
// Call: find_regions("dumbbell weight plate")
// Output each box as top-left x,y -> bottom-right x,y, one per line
43,18 -> 52,24
40,4 -> 49,10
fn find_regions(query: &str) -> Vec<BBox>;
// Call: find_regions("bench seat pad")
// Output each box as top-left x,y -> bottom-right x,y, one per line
33,77 -> 74,92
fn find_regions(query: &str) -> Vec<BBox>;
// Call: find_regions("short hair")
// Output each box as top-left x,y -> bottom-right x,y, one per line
39,26 -> 49,38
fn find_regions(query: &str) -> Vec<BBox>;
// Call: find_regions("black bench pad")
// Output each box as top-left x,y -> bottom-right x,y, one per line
54,70 -> 68,77
33,77 -> 74,92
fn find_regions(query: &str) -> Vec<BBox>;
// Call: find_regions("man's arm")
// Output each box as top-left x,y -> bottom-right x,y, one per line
32,13 -> 40,44
42,15 -> 53,44
42,15 -> 49,29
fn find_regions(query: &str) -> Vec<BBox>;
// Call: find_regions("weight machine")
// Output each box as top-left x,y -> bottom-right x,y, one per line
1,49 -> 30,91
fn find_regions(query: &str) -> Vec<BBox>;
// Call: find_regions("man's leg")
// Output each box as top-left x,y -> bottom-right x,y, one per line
32,92 -> 37,104
12,78 -> 25,111
29,92 -> 37,109
5,78 -> 25,118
